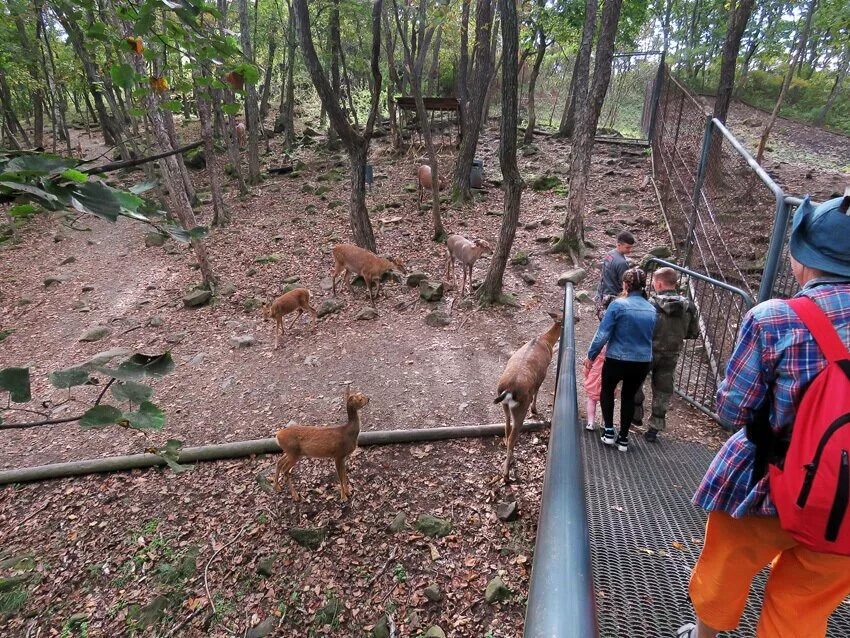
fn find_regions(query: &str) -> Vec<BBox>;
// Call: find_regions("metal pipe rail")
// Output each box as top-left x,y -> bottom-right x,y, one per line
524,283 -> 599,637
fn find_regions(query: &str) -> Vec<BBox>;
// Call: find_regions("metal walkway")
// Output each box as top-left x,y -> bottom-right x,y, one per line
582,432 -> 850,637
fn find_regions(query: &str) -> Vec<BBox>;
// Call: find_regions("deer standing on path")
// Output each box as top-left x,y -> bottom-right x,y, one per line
261,288 -> 317,349
445,234 -> 492,296
274,389 -> 370,501
331,244 -> 406,306
494,312 -> 563,483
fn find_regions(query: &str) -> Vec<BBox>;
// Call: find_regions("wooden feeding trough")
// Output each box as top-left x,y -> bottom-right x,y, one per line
394,96 -> 460,146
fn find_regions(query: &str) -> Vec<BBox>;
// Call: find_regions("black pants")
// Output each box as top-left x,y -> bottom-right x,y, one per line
601,358 -> 651,441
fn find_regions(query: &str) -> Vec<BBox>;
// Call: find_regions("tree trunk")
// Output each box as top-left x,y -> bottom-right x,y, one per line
523,4 -> 546,146
452,0 -> 494,203
815,46 -> 848,126
152,110 -> 217,288
756,0 -> 817,164
12,10 -> 44,148
456,0 -> 471,144
163,110 -> 197,204
557,0 -> 597,138
552,0 -> 623,262
280,0 -> 297,148
195,76 -> 229,226
713,0 -> 755,125
0,68 -> 30,148
327,0 -> 342,148
259,28 -> 277,119
238,0 -> 262,184
382,6 -> 404,151
480,0 -> 522,303
427,24 -> 443,95
391,0 -> 445,241
293,0 -> 382,251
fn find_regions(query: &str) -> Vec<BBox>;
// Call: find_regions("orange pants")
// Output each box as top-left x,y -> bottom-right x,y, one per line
690,511 -> 850,637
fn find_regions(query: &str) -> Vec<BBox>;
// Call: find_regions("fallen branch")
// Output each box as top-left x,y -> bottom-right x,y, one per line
82,140 -> 204,174
366,546 -> 398,588
0,415 -> 83,430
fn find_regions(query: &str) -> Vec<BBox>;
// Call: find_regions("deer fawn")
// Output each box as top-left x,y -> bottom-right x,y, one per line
417,164 -> 446,205
494,312 -> 563,482
261,288 -> 318,349
274,389 -> 370,501
445,234 -> 492,296
331,244 -> 406,306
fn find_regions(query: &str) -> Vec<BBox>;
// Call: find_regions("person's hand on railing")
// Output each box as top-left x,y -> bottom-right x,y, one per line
583,358 -> 593,372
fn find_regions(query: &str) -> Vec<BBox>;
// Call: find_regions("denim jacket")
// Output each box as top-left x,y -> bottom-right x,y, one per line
588,292 -> 657,362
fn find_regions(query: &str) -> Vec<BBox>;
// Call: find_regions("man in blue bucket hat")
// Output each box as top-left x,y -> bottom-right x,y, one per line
678,192 -> 850,638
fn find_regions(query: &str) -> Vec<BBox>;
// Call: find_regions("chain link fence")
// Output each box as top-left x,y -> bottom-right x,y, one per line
646,64 -> 812,418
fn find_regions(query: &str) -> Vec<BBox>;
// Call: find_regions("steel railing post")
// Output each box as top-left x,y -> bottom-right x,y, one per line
523,282 -> 598,638
683,116 -> 713,267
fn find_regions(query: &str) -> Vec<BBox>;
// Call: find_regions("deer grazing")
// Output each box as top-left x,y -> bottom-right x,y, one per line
417,164 -> 446,205
331,244 -> 406,306
445,234 -> 492,296
274,388 -> 370,501
261,288 -> 318,349
494,312 -> 563,483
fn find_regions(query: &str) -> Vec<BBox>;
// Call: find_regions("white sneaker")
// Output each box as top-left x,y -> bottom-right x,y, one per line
585,421 -> 595,431
616,437 -> 629,452
601,429 -> 616,445
676,623 -> 697,638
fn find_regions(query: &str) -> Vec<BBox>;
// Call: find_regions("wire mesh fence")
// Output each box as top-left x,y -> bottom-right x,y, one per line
647,65 -> 809,417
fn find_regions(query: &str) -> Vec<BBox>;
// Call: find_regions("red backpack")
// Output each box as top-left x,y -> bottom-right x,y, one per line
769,296 -> 850,555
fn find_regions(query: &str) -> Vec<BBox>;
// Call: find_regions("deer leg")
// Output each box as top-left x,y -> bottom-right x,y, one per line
366,278 -> 376,306
530,391 -> 539,416
273,317 -> 283,349
504,404 -> 529,483
334,457 -> 349,501
460,266 -> 468,298
468,265 -> 474,295
275,453 -> 298,495
344,270 -> 352,293
332,264 -> 343,296
287,309 -> 303,331
502,402 -> 512,448
308,305 -> 318,330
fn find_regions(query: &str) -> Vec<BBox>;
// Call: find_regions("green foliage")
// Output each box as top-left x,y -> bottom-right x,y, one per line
48,366 -> 91,389
157,439 -> 193,473
79,405 -> 123,429
0,152 -> 207,243
111,380 -> 154,404
0,367 -> 31,403
123,401 -> 166,430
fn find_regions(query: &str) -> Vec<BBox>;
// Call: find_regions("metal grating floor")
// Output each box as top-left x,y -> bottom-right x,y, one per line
581,431 -> 850,637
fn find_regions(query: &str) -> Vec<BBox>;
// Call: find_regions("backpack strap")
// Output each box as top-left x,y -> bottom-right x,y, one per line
787,296 -> 850,363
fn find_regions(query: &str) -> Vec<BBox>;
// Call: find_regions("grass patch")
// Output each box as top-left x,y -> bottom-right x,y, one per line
530,175 -> 561,192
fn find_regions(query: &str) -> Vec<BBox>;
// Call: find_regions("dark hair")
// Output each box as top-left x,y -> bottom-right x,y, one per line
616,231 -> 635,245
620,267 -> 647,298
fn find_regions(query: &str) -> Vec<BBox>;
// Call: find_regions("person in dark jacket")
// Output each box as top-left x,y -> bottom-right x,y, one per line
585,267 -> 656,452
633,267 -> 699,442
595,231 -> 635,319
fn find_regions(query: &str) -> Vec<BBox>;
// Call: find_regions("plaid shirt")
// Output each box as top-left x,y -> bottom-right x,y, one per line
693,279 -> 850,517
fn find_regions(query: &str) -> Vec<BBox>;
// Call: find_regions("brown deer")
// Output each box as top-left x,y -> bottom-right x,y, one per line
331,244 -> 406,306
494,312 -> 563,482
235,121 -> 246,148
445,234 -> 492,296
274,389 -> 370,501
417,164 -> 446,205
261,288 -> 317,349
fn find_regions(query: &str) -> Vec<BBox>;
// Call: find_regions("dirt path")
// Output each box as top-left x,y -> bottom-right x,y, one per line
0,124 -> 723,636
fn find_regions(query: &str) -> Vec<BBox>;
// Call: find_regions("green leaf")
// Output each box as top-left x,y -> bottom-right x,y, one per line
222,103 -> 241,115
0,181 -> 59,204
70,181 -> 122,221
111,380 -> 153,404
80,404 -> 122,429
6,155 -> 74,175
161,100 -> 184,114
135,9 -> 154,35
48,366 -> 91,389
119,352 -> 175,379
0,367 -> 31,403
8,204 -> 39,217
210,79 -> 227,90
110,64 -> 136,91
157,438 -> 192,473
234,63 -> 260,84
61,168 -> 88,184
129,181 -> 157,195
85,22 -> 108,40
124,401 -> 165,430
129,107 -> 146,118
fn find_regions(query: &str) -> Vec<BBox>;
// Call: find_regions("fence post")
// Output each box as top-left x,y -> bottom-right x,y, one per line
672,90 -> 685,149
758,197 -> 793,302
646,54 -> 666,143
682,116 -> 713,267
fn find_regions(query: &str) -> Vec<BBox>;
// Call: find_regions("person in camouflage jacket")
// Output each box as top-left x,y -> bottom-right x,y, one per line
634,267 -> 699,442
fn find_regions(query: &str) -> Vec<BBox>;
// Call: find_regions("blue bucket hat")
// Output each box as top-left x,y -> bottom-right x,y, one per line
789,193 -> 850,278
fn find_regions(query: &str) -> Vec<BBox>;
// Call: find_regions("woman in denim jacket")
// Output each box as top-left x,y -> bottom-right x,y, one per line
584,268 -> 656,452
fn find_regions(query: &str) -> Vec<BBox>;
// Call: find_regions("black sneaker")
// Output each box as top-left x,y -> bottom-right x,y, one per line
615,436 -> 628,452
644,428 -> 659,443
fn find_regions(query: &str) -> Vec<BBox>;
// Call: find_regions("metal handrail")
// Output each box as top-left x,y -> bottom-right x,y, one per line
524,283 -> 599,637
